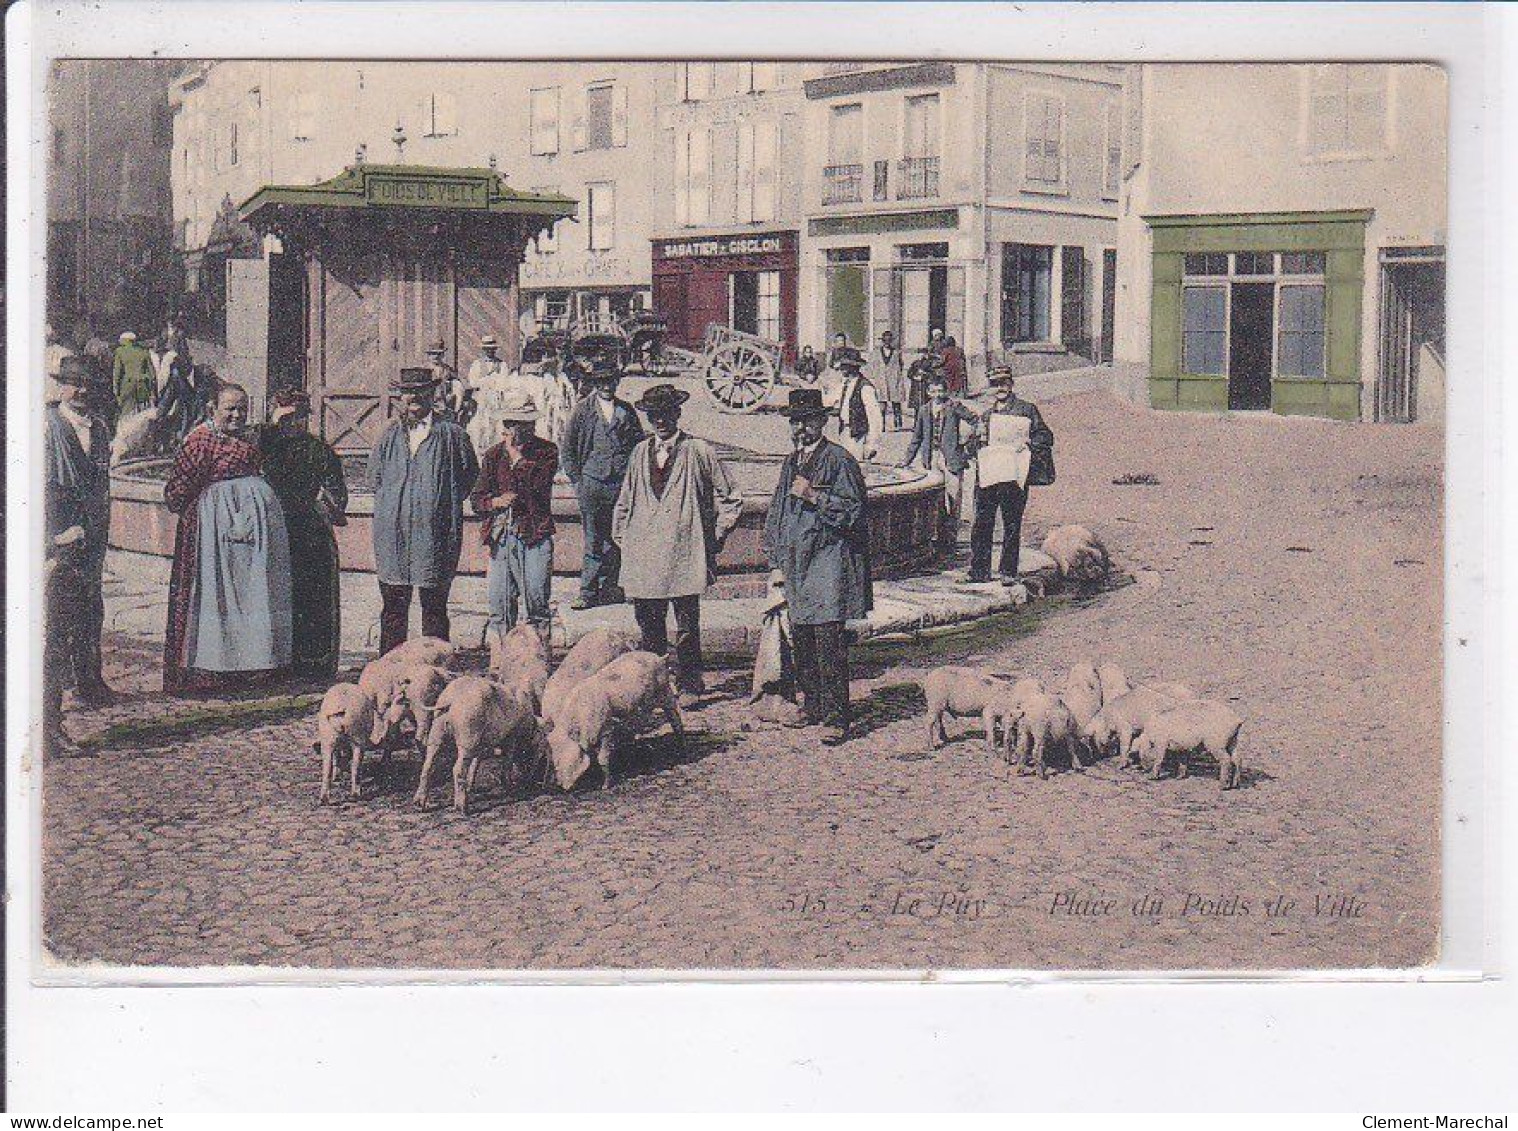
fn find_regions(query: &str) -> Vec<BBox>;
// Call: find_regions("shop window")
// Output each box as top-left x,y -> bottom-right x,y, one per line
1277,284 -> 1326,378
530,88 -> 560,155
587,182 -> 616,251
1184,253 -> 1228,276
542,291 -> 572,328
1024,92 -> 1065,189
1000,243 -> 1053,344
1182,286 -> 1228,376
730,270 -> 780,340
1306,64 -> 1389,159
1234,251 -> 1275,276
423,92 -> 458,138
1281,251 -> 1327,275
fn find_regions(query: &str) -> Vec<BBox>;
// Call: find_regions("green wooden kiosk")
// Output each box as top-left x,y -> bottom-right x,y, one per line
240,164 -> 575,453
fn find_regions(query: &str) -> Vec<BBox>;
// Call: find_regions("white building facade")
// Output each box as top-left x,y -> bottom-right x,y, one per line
1113,63 -> 1447,422
798,63 -> 1122,386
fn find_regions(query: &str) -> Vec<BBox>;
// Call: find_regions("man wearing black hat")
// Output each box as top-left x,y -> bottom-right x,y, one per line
829,346 -> 883,464
763,388 -> 873,745
612,384 -> 743,704
45,355 -> 117,725
368,367 -> 480,655
561,356 -> 644,609
968,366 -> 1054,585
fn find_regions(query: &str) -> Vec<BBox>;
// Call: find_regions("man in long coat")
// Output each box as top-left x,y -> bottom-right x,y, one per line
612,384 -> 743,704
763,388 -> 873,746
870,330 -> 907,432
368,368 -> 480,655
560,356 -> 644,609
45,356 -> 117,714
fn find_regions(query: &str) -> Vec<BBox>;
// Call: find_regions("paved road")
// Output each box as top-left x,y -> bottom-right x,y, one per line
41,390 -> 1441,970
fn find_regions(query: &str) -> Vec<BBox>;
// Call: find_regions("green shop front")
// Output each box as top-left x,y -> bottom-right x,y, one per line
1145,210 -> 1370,420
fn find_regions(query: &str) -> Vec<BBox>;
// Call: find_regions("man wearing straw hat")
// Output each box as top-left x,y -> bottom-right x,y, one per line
764,387 -> 873,746
368,366 -> 480,655
469,389 -> 560,645
612,383 -> 743,705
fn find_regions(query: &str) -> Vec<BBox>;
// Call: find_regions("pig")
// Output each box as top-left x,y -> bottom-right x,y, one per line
540,628 -> 637,724
923,665 -> 1018,753
1133,699 -> 1245,789
1059,662 -> 1104,729
415,675 -> 545,813
1096,663 -> 1132,703
378,663 -> 452,751
382,636 -> 462,670
314,682 -> 379,804
1099,684 -> 1193,768
1042,524 -> 1110,583
490,622 -> 551,713
543,651 -> 684,792
998,678 -> 1083,778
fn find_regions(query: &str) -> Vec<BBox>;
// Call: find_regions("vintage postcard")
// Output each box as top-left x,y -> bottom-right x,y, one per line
32,53 -> 1448,975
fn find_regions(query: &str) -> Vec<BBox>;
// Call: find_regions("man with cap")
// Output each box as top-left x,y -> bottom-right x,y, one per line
112,330 -> 155,416
45,355 -> 117,715
829,345 -> 883,464
968,366 -> 1054,585
368,367 -> 480,655
612,384 -> 743,704
901,367 -> 978,548
259,389 -> 348,679
763,388 -> 873,746
560,356 -> 644,609
469,389 -> 559,645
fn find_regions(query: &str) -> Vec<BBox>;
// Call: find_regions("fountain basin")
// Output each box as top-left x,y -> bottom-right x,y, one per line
110,451 -> 947,583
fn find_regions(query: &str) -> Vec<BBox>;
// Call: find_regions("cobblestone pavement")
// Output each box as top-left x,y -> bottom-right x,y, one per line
40,391 -> 1442,970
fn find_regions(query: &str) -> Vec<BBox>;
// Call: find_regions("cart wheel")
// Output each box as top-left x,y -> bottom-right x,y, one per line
704,342 -> 777,413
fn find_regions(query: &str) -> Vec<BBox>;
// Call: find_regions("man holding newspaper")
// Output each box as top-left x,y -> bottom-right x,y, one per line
967,366 -> 1055,585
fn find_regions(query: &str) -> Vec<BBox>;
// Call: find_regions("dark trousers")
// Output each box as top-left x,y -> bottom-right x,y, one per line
47,553 -> 106,696
970,481 -> 1028,579
379,579 -> 453,656
792,620 -> 850,727
577,478 -> 623,600
632,595 -> 704,693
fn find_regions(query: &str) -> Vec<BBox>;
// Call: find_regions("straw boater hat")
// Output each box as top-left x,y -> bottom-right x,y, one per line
480,334 -> 500,349
781,388 -> 830,420
988,365 -> 1017,387
391,366 -> 439,393
119,331 -> 136,344
496,389 -> 539,424
634,384 -> 690,415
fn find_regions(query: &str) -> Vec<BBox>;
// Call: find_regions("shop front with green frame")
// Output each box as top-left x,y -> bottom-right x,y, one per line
1145,210 -> 1371,420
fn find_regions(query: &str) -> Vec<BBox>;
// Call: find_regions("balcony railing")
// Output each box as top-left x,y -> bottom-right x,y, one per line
823,164 -> 863,205
897,156 -> 941,200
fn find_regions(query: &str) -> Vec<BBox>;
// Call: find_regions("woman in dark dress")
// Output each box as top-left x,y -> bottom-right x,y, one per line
259,389 -> 347,680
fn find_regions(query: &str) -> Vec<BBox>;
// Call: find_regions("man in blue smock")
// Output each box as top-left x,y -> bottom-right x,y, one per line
368,367 -> 480,655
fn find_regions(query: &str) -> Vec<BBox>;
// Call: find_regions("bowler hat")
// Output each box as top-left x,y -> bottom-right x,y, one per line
56,355 -> 89,385
391,366 -> 439,393
634,384 -> 691,414
782,387 -> 830,420
584,355 -> 622,384
833,346 -> 866,370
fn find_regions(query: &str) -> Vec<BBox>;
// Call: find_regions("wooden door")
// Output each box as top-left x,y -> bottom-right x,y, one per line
1061,246 -> 1088,357
312,251 -> 389,455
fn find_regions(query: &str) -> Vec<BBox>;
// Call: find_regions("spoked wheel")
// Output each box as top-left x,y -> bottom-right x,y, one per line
703,342 -> 777,413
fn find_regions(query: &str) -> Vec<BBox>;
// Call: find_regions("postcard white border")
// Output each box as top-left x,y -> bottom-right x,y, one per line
7,0 -> 1514,1111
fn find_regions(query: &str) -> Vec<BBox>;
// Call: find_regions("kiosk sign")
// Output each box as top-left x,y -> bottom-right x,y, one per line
365,173 -> 491,209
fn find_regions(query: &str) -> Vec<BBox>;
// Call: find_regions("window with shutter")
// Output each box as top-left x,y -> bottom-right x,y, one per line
753,119 -> 778,222
587,182 -> 616,251
689,129 -> 711,225
1306,64 -> 1389,158
586,85 -> 614,150
530,88 -> 560,155
1024,93 -> 1064,188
